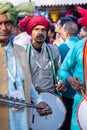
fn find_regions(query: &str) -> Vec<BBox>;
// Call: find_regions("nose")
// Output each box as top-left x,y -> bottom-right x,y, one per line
38,29 -> 43,34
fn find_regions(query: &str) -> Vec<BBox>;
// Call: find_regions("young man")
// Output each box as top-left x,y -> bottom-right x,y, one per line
0,2 -> 52,130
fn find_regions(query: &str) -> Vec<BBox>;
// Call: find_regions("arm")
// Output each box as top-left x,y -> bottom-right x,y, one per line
58,46 -> 77,83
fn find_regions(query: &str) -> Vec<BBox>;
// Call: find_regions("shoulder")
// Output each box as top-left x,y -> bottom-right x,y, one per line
46,44 -> 61,64
48,43 -> 58,49
72,38 -> 86,51
14,44 -> 26,52
47,44 -> 60,54
58,43 -> 69,49
13,44 -> 27,59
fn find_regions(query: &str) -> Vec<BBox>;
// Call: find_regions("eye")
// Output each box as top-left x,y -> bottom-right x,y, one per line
5,21 -> 12,26
42,28 -> 47,32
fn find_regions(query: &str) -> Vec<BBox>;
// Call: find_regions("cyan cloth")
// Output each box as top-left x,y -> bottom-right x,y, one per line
58,36 -> 79,98
58,37 -> 87,129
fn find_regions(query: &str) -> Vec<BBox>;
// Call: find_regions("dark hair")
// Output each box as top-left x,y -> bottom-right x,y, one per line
49,24 -> 55,32
66,15 -> 78,24
45,24 -> 56,43
59,17 -> 72,26
14,16 -> 25,31
63,21 -> 78,36
17,16 -> 24,24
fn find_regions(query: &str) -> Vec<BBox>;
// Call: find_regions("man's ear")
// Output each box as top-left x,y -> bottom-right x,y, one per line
66,31 -> 69,38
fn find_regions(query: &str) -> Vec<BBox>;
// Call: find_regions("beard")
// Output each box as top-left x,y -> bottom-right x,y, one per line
35,34 -> 46,44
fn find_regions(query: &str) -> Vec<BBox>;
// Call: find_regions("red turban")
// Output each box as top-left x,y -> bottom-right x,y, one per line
18,15 -> 50,35
78,6 -> 87,27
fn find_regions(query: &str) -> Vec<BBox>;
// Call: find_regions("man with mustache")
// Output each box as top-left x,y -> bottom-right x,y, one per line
18,15 -> 66,95
0,3 -> 52,130
18,16 -> 67,129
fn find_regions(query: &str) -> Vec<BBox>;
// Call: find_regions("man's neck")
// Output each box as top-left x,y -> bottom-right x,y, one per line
32,42 -> 43,52
0,40 -> 9,47
0,43 -> 7,47
32,44 -> 42,53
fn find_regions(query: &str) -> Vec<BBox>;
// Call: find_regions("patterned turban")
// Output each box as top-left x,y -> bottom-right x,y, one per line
78,6 -> 87,27
18,15 -> 50,35
0,2 -> 18,25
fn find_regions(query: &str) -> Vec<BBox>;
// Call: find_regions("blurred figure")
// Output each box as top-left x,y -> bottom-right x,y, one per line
78,26 -> 87,39
54,17 -> 72,46
47,24 -> 56,44
11,17 -> 31,49
57,20 -> 79,130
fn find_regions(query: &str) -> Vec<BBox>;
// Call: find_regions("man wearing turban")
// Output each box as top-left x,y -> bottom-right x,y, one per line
18,15 -> 50,35
0,2 -> 17,25
0,3 -> 52,130
18,15 -> 63,93
18,15 -> 67,129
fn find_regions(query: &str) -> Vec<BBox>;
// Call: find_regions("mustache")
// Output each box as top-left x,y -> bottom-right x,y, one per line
36,34 -> 45,38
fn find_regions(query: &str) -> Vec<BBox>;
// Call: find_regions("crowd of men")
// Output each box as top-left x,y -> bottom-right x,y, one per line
0,2 -> 87,130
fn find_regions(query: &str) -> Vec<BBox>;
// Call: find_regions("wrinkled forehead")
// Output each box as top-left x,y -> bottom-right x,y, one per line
0,13 -> 8,21
0,13 -> 12,25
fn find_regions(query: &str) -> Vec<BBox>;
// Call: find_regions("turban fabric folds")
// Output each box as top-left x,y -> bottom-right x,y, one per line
18,16 -> 50,35
78,6 -> 87,27
0,2 -> 18,25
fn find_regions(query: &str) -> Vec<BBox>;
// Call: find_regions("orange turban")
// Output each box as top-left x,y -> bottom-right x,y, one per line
18,15 -> 50,35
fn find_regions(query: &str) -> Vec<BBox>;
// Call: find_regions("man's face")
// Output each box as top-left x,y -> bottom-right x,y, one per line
60,25 -> 68,41
0,13 -> 12,44
31,25 -> 47,45
55,20 -> 62,34
79,27 -> 87,39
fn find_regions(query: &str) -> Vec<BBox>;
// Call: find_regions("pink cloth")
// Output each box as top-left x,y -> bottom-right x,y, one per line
78,6 -> 87,27
18,16 -> 50,35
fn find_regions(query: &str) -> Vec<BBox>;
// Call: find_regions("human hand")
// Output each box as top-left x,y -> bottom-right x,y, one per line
37,102 -> 52,116
35,86 -> 41,93
67,77 -> 85,96
55,80 -> 67,92
67,77 -> 82,90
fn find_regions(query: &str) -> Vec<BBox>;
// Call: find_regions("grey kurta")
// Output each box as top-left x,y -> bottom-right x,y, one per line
28,43 -> 61,93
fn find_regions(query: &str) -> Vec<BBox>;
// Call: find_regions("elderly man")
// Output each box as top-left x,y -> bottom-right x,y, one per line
0,2 -> 52,130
